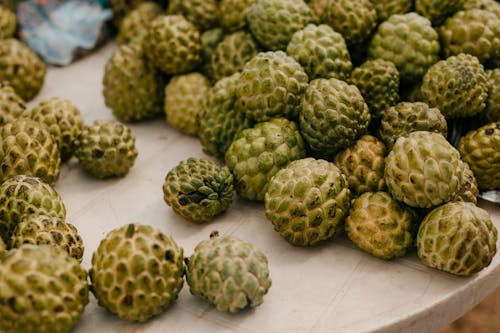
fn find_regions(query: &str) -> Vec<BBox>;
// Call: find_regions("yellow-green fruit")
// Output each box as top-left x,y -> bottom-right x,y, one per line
90,224 -> 184,322
415,0 -> 466,26
0,237 -> 5,255
458,122 -> 500,190
0,39 -> 46,101
0,6 -> 16,39
0,0 -> 21,11
200,27 -> 224,80
219,0 -> 256,32
417,202 -> 497,276
186,234 -> 271,313
10,215 -> 84,263
453,161 -> 478,204
485,68 -> 499,122
0,118 -> 61,186
265,157 -> 351,246
464,0 -> 500,18
179,0 -> 219,31
0,83 -> 26,125
0,245 -> 89,333
165,72 -> 211,136
334,135 -> 386,197
369,0 -> 412,22
30,97 -> 84,161
117,2 -> 163,45
346,192 -> 416,260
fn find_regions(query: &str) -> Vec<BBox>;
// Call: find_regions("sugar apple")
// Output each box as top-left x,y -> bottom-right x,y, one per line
166,0 -> 181,13
0,118 -> 61,186
162,157 -> 234,223
368,13 -> 440,84
29,97 -> 84,161
385,131 -> 462,208
458,122 -> 500,190
0,5 -> 16,39
348,59 -> 400,119
143,15 -> 202,75
334,135 -> 386,197
103,44 -> 165,122
345,191 -> 416,260
0,39 -> 46,101
265,157 -> 351,246
415,0 -> 466,26
117,2 -> 163,46
247,0 -> 313,51
90,223 -> 184,322
0,244 -> 89,333
378,102 -> 448,150
420,54 -> 488,119
186,233 -> 272,313
197,73 -> 253,158
73,120 -> 138,178
485,68 -> 499,122
369,0 -> 412,22
164,72 -> 211,136
453,161 -> 478,204
286,24 -> 352,80
200,28 -> 225,80
225,117 -> 307,201
235,51 -> 309,122
10,215 -> 84,262
464,0 -> 500,18
299,78 -> 371,157
417,202 -> 497,276
0,83 -> 26,125
179,0 -> 219,31
219,0 -> 256,32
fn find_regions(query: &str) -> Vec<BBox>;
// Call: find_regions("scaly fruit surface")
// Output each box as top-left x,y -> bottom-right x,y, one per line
108,0 -> 154,24
186,234 -> 272,312
200,28 -> 224,79
225,117 -> 306,201
417,202 -> 497,276
117,2 -> 163,45
485,68 -> 500,122
369,0 -> 412,22
235,51 -> 309,122
458,122 -> 500,190
265,157 -> 351,246
415,0 -> 466,26
30,97 -> 84,161
0,39 -> 46,101
73,120 -> 138,178
453,161 -> 478,204
385,131 -> 462,208
162,158 -> 234,223
0,83 -> 26,125
90,224 -> 184,322
180,0 -> 219,31
0,118 -> 60,186
219,0 -> 256,32
0,245 -> 88,333
10,215 -> 83,262
464,0 -> 500,18
103,44 -> 164,122
420,54 -> 488,119
286,24 -> 352,80
345,191 -> 415,260
0,6 -> 16,39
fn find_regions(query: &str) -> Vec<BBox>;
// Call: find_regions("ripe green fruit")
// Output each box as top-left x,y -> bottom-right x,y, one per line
369,0 -> 412,22
0,83 -> 27,126
219,0 -> 256,32
485,68 -> 500,122
415,0 -> 466,26
453,161 -> 478,204
179,0 -> 219,31
117,2 -> 163,45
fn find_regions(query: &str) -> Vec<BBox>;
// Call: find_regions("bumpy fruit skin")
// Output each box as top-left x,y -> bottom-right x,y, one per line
0,6 -> 16,39
369,0 -> 412,22
103,44 -> 164,122
464,0 -> 500,18
219,0 -> 256,32
73,120 -> 138,178
10,215 -> 84,262
30,97 -> 84,161
439,9 -> 500,67
458,122 -> 500,190
164,73 -> 210,136
162,158 -> 234,223
485,69 -> 500,122
348,59 -> 399,118
186,235 -> 271,313
265,158 -> 351,246
385,131 -> 462,208
368,13 -> 440,84
0,39 -> 46,101
247,0 -> 313,51
179,0 -> 219,31
346,192 -> 415,260
117,2 -> 163,45
378,102 -> 448,150
417,202 -> 497,276
299,78 -> 371,156
420,54 -> 488,119
0,118 -> 61,186
235,51 -> 309,122
0,83 -> 26,125
143,15 -> 202,75
453,161 -> 478,204
415,0 -> 466,26
108,0 -> 153,24
225,117 -> 307,201
334,135 -> 386,196
197,73 -> 253,158
286,24 -> 352,80
90,224 -> 184,322
0,175 -> 66,244
0,245 -> 89,333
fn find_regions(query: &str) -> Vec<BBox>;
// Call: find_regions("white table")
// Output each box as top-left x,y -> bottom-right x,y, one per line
29,42 -> 500,333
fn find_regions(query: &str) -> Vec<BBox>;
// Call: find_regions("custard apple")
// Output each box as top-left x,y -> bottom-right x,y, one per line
225,117 -> 307,201
0,118 -> 61,186
0,83 -> 26,125
0,244 -> 88,333
200,28 -> 225,79
117,2 -> 163,45
0,5 -> 16,39
179,0 -> 219,31
73,120 -> 138,178
464,0 -> 500,18
166,0 -> 181,13
162,157 -> 234,223
453,161 -> 479,204
415,0 -> 466,26
219,0 -> 256,32
186,233 -> 272,312
485,68 -> 500,122
369,0 -> 412,22
417,202 -> 497,276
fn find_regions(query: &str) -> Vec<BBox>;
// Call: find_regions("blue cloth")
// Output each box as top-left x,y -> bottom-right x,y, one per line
17,0 -> 112,66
